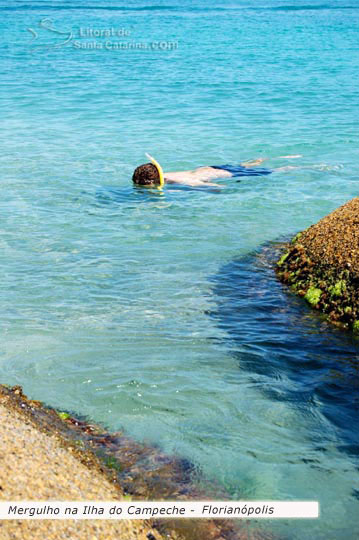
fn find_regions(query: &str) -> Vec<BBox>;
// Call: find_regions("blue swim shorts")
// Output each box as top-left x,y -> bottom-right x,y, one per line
212,164 -> 272,177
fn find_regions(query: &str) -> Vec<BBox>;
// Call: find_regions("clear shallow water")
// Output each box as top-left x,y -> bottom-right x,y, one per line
1,1 -> 359,538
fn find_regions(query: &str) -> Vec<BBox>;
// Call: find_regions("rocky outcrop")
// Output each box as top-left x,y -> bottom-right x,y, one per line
276,198 -> 359,332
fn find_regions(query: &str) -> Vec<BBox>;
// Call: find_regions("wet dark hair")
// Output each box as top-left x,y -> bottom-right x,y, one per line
132,163 -> 160,186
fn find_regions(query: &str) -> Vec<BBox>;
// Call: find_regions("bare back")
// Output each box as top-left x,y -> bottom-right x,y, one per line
164,166 -> 232,187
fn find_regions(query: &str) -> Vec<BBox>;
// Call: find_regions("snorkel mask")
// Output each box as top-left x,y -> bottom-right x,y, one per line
145,153 -> 165,188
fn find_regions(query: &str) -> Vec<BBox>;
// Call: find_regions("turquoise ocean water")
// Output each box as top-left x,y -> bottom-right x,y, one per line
1,1 -> 358,538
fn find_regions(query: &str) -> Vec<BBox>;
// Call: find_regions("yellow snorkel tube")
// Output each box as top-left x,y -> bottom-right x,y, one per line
145,153 -> 165,188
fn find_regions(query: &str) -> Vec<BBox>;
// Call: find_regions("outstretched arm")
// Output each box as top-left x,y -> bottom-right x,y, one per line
165,176 -> 222,188
189,180 -> 222,187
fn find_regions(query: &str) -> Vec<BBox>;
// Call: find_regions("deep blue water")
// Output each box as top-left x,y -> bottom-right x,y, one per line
0,1 -> 358,538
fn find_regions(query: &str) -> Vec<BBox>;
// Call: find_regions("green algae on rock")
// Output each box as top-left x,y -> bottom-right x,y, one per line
276,198 -> 359,332
304,287 -> 322,307
58,411 -> 70,420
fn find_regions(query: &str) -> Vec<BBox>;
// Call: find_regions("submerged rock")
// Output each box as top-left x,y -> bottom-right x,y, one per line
276,198 -> 359,332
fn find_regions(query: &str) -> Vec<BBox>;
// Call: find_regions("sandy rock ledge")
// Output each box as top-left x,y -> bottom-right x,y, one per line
0,384 -> 182,540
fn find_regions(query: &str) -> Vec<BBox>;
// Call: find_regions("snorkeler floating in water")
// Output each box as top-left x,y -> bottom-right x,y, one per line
132,154 -> 301,188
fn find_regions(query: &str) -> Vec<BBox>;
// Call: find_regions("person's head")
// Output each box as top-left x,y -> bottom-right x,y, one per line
132,163 -> 160,186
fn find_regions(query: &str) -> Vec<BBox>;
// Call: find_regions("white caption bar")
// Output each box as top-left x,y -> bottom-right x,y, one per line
0,501 -> 319,520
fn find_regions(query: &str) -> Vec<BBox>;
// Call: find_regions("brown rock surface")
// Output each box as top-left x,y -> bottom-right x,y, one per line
296,197 -> 359,274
